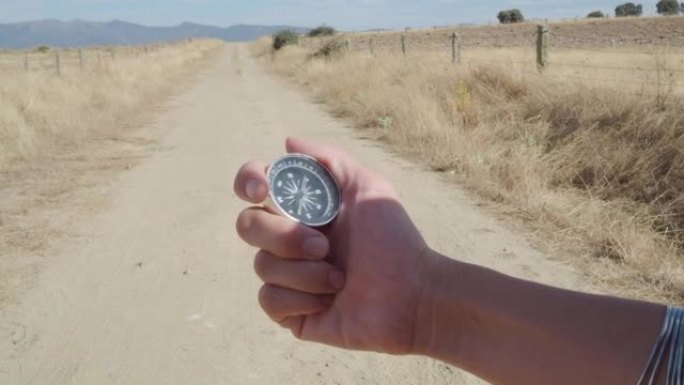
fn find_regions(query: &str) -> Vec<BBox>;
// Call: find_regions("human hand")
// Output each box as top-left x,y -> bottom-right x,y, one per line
235,138 -> 436,355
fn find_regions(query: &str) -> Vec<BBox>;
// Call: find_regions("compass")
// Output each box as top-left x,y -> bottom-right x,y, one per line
267,154 -> 341,228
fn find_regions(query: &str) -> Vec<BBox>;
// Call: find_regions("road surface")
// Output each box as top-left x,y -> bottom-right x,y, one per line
0,44 -> 588,385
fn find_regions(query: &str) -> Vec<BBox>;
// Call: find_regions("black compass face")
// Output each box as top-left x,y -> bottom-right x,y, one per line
267,154 -> 341,227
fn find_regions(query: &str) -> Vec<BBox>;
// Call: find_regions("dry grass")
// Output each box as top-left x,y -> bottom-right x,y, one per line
0,40 -> 223,305
0,40 -> 222,170
253,37 -> 684,303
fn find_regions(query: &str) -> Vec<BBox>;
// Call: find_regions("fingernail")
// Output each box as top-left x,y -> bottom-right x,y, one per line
245,180 -> 259,201
328,270 -> 346,291
303,236 -> 328,259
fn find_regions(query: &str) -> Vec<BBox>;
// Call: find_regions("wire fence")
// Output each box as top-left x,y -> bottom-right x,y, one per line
0,43 -> 165,75
302,27 -> 684,95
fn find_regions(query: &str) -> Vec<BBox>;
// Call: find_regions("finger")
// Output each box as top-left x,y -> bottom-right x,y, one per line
285,138 -> 356,188
236,207 -> 330,260
254,250 -> 345,294
234,161 -> 269,203
258,284 -> 332,323
278,316 -> 306,338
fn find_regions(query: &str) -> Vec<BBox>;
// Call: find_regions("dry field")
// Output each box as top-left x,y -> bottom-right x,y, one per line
256,17 -> 684,303
0,39 -> 222,304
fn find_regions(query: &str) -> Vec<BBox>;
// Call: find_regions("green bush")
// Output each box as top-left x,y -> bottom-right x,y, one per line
308,26 -> 336,37
656,0 -> 680,15
34,45 -> 50,53
272,30 -> 299,51
310,38 -> 348,60
497,9 -> 525,24
587,10 -> 605,18
615,2 -> 643,17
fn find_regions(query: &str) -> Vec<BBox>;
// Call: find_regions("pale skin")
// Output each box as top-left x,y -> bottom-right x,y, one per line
235,138 -> 668,385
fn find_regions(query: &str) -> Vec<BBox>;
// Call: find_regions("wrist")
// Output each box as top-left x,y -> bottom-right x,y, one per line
410,250 -> 473,363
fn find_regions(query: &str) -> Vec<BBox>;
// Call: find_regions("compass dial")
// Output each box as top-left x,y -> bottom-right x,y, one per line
267,154 -> 341,227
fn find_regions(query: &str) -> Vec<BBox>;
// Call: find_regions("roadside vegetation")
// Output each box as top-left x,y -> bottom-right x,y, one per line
0,40 -> 221,170
253,31 -> 684,303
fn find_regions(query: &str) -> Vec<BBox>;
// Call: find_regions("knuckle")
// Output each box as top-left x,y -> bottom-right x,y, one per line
235,209 -> 254,239
257,285 -> 276,314
253,251 -> 271,280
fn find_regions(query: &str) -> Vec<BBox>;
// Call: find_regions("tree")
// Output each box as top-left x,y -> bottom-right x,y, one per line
587,10 -> 605,18
656,0 -> 680,14
497,9 -> 525,24
272,30 -> 299,51
308,26 -> 336,37
615,2 -> 643,16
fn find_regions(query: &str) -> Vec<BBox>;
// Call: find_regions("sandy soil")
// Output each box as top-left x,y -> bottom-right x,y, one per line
0,44 -> 592,384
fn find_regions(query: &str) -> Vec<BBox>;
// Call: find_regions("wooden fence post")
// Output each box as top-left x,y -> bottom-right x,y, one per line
78,49 -> 84,70
344,38 -> 350,51
111,50 -> 115,61
401,35 -> 407,57
24,52 -> 29,71
536,25 -> 549,72
369,38 -> 374,56
451,32 -> 461,65
55,52 -> 61,75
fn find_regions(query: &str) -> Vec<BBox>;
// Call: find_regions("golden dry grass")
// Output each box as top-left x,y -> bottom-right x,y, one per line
0,40 -> 222,170
0,39 -> 222,305
254,37 -> 684,303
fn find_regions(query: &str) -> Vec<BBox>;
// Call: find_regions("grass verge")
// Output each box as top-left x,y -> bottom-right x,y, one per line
253,37 -> 684,303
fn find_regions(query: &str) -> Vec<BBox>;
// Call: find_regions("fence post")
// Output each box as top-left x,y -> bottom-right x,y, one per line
451,32 -> 461,65
55,52 -> 61,75
344,38 -> 350,51
401,35 -> 406,57
369,38 -> 375,56
78,49 -> 84,70
110,49 -> 115,61
24,52 -> 29,71
536,25 -> 549,72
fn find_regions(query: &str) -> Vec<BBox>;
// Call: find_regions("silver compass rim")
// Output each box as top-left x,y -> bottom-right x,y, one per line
266,153 -> 341,228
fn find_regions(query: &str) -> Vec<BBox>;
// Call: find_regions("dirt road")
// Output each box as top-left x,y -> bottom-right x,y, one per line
0,44 -> 589,384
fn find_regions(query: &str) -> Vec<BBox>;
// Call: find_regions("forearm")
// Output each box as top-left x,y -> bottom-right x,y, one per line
414,251 -> 667,385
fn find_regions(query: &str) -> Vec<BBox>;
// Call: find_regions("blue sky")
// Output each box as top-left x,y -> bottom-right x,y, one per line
1,0 -> 661,29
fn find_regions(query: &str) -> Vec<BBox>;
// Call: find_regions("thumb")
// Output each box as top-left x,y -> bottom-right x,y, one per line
285,138 -> 356,189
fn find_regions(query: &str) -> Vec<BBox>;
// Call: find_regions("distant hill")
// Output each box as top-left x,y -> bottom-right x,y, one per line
0,20 -> 310,49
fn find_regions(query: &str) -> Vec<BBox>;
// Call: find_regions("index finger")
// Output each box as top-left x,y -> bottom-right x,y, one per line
234,161 -> 269,204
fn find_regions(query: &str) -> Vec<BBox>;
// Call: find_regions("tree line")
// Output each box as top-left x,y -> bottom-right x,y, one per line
498,0 -> 683,24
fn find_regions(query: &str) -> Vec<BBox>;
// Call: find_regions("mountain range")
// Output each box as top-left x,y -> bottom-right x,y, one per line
0,20 -> 310,49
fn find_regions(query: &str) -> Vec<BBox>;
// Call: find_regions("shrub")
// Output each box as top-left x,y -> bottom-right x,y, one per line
497,9 -> 525,24
657,0 -> 680,15
308,26 -> 336,37
272,30 -> 299,51
587,11 -> 605,18
310,38 -> 348,60
34,45 -> 50,53
615,2 -> 643,17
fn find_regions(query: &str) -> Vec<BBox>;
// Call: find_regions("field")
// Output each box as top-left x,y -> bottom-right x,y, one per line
0,39 -> 221,303
258,16 -> 684,302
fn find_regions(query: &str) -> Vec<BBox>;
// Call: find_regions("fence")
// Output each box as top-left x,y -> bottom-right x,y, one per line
302,26 -> 684,95
0,44 -> 161,75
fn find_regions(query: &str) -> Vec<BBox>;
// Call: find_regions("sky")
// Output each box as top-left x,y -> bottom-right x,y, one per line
0,0 -> 662,30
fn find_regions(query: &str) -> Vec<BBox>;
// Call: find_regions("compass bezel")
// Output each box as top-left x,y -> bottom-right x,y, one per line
267,153 -> 341,228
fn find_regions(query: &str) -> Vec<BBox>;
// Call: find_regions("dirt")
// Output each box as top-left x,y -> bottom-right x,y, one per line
0,44 -> 591,384
309,16 -> 684,52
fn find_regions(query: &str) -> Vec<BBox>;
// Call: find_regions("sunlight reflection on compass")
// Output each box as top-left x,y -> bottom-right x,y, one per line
267,154 -> 341,227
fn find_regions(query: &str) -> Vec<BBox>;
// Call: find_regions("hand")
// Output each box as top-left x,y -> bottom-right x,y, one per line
234,138 -> 436,354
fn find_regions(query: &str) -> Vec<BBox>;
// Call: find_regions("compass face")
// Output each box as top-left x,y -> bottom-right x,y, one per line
267,154 -> 341,227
